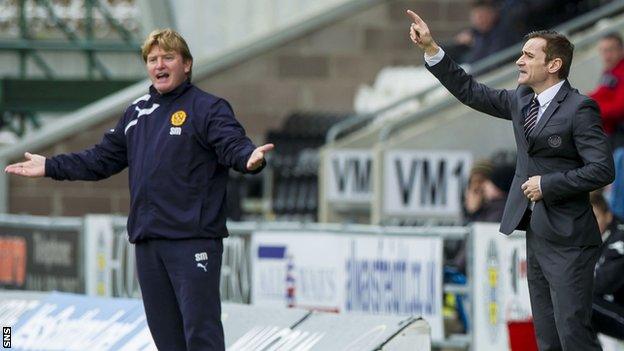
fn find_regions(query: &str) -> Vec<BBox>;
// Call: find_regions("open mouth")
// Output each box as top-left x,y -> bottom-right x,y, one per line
155,72 -> 170,81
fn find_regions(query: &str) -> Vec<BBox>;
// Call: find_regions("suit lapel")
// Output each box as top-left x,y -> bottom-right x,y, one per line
528,80 -> 571,148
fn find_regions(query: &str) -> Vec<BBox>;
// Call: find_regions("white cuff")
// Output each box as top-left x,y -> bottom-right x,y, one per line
424,47 -> 445,66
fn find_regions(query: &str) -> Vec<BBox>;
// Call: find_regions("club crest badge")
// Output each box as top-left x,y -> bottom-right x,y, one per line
171,110 -> 187,126
548,135 -> 562,148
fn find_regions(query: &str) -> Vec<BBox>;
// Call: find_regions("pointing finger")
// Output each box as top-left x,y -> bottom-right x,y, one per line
406,10 -> 423,24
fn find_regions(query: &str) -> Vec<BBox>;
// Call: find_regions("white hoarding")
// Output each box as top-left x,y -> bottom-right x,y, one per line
325,150 -> 373,203
343,234 -> 443,340
472,223 -> 532,351
383,150 -> 471,218
251,232 -> 345,311
251,231 -> 444,340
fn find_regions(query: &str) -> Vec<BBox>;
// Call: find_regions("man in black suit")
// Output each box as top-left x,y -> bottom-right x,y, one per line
406,10 -> 615,351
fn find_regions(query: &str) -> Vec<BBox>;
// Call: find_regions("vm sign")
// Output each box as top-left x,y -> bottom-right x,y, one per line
326,150 -> 373,203
383,151 -> 471,218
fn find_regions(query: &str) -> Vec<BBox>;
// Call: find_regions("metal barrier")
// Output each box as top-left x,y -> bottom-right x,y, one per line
107,219 -> 469,301
0,214 -> 470,349
0,214 -> 537,350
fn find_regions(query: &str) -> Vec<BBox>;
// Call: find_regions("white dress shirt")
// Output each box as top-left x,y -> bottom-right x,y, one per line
532,80 -> 565,123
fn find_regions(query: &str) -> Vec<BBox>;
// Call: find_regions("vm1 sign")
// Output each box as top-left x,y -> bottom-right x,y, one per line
383,150 -> 471,218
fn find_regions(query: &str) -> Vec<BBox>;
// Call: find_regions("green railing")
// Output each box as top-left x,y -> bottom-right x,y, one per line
3,0 -> 141,79
0,0 -> 143,136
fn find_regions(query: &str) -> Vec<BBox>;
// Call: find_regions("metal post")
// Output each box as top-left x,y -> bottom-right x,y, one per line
86,0 -> 95,79
371,145 -> 383,225
0,159 -> 8,213
18,0 -> 27,78
318,148 -> 329,222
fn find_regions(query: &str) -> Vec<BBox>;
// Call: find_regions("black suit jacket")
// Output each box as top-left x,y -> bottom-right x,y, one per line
427,54 -> 615,246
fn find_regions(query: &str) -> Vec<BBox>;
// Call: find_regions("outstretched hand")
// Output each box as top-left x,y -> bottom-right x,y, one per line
406,10 -> 439,56
246,143 -> 274,171
5,152 -> 46,177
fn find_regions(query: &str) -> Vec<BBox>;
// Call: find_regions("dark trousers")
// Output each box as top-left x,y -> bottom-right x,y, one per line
135,238 -> 224,351
526,225 -> 602,351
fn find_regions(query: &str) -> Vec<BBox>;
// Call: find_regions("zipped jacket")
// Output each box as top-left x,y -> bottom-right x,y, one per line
46,81 -> 262,242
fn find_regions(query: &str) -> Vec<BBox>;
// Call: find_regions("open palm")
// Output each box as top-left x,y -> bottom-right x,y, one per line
246,143 -> 274,171
5,152 -> 45,177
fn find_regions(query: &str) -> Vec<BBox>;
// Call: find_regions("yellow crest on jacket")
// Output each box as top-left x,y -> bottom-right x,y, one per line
171,110 -> 187,126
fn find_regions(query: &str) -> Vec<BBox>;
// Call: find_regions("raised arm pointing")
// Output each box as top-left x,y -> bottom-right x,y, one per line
406,10 -> 440,57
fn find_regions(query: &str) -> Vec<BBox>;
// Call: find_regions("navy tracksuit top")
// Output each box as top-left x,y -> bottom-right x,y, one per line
45,81 -> 262,242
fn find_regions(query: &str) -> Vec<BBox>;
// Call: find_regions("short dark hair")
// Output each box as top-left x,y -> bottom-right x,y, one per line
590,191 -> 610,214
601,32 -> 624,47
524,30 -> 574,79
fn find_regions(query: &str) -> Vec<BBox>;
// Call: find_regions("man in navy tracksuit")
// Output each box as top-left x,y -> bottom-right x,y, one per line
5,29 -> 273,350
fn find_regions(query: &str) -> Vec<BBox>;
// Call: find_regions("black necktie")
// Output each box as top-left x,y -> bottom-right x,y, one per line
524,97 -> 539,139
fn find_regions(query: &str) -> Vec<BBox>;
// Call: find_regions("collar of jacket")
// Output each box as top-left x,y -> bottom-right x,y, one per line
149,79 -> 192,103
